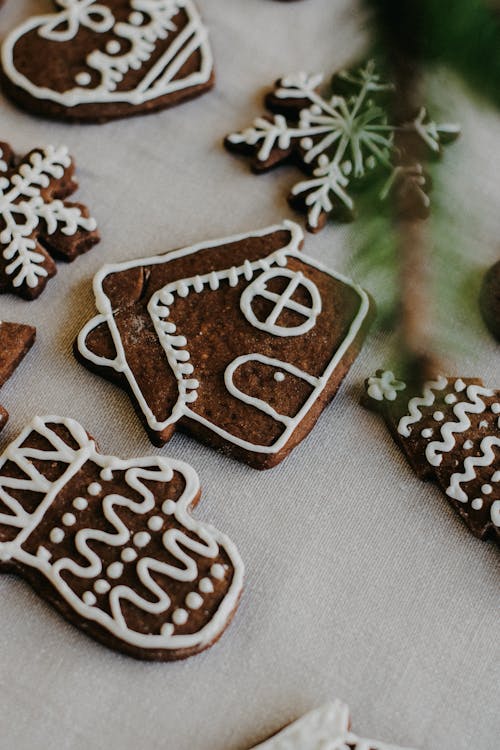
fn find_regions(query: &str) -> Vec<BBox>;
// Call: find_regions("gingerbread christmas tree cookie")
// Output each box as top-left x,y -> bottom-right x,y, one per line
0,415 -> 244,660
1,1 -> 214,122
225,61 -> 459,232
0,320 -> 36,430
0,141 -> 99,300
251,700 -> 416,749
364,371 -> 500,543
76,221 -> 373,468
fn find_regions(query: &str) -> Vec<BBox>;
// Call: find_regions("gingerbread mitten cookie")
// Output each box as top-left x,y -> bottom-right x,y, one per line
76,221 -> 373,468
0,320 -> 36,430
1,1 -> 214,122
251,700 -> 416,749
0,141 -> 99,299
0,416 -> 243,660
364,371 -> 500,543
225,61 -> 459,232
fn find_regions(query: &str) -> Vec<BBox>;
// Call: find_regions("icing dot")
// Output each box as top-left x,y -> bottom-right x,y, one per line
75,71 -> 91,86
172,608 -> 189,626
365,155 -> 376,169
50,528 -> 64,544
162,499 -> 176,515
433,411 -> 444,422
148,515 -> 163,532
199,577 -> 214,594
133,531 -> 151,548
463,440 -> 473,450
73,497 -> 88,511
186,592 -> 203,610
421,428 -> 433,438
129,11 -> 144,25
83,591 -> 96,606
471,498 -> 483,511
300,137 -> 313,150
274,372 -> 286,383
94,579 -> 110,594
210,563 -> 225,580
107,562 -> 123,579
160,623 -> 174,637
444,393 -> 457,404
492,471 -> 500,483
62,513 -> 76,527
481,484 -> 492,495
37,546 -> 51,561
87,482 -> 102,496
121,547 -> 137,563
491,500 -> 500,527
100,467 -> 113,481
479,420 -> 488,428
492,403 -> 500,414
106,40 -> 121,55
454,379 -> 466,392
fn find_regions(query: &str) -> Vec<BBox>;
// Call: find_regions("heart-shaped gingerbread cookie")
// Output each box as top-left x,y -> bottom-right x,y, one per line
1,0 -> 214,122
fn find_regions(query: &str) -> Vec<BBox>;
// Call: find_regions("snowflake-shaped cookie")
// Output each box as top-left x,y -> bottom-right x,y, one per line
0,141 -> 99,300
225,61 -> 460,232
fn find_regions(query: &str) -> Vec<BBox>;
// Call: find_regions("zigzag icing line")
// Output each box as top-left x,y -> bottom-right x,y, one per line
397,376 -> 448,437
426,384 -> 494,467
446,436 -> 500,504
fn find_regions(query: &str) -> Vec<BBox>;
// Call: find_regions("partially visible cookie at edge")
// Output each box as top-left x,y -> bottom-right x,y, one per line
480,260 -> 500,342
0,415 -> 244,660
0,320 -> 36,430
0,0 -> 214,122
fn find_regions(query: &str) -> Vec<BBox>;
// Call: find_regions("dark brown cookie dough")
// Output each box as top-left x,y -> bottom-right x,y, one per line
76,221 -> 373,469
0,416 -> 244,660
0,320 -> 36,429
364,370 -> 500,543
0,140 -> 100,300
1,1 -> 214,123
480,260 -> 500,342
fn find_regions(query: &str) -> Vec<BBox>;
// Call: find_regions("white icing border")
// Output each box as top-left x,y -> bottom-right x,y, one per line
77,220 -> 371,454
251,700 -> 416,750
1,0 -> 213,108
0,416 -> 244,653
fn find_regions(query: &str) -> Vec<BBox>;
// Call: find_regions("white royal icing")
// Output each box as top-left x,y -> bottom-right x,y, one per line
1,1 -> 213,109
366,371 -> 406,402
0,416 -> 244,652
397,376 -> 448,437
251,700 -> 416,750
78,221 -> 370,455
446,435 -> 500,519
0,145 -> 97,289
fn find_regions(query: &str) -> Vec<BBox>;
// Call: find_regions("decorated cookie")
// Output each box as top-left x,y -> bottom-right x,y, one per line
0,321 -> 36,430
1,1 -> 214,122
0,141 -> 99,300
225,61 -> 460,232
480,260 -> 500,342
251,700 -> 416,749
0,415 -> 243,660
76,221 -> 373,469
364,371 -> 500,543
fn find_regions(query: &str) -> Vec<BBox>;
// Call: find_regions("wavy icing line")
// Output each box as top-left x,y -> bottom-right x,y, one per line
425,384 -> 494,467
0,416 -> 244,651
446,435 -> 500,506
397,376 -> 448,437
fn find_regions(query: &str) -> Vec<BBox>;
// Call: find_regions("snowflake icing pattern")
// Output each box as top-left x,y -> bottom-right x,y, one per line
225,61 -> 461,232
0,143 -> 98,299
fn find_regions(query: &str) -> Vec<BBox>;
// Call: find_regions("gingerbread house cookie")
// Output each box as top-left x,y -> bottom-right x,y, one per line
76,221 -> 373,468
1,1 -> 214,122
0,416 -> 244,660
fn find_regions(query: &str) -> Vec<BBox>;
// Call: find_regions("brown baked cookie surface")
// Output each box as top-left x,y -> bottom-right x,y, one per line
1,1 -> 214,122
480,260 -> 500,342
76,221 -> 373,468
0,320 -> 36,429
0,416 -> 244,660
0,140 -> 99,299
364,371 -> 500,543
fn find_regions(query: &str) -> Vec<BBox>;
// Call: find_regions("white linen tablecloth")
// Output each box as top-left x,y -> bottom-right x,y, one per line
0,2 -> 498,749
